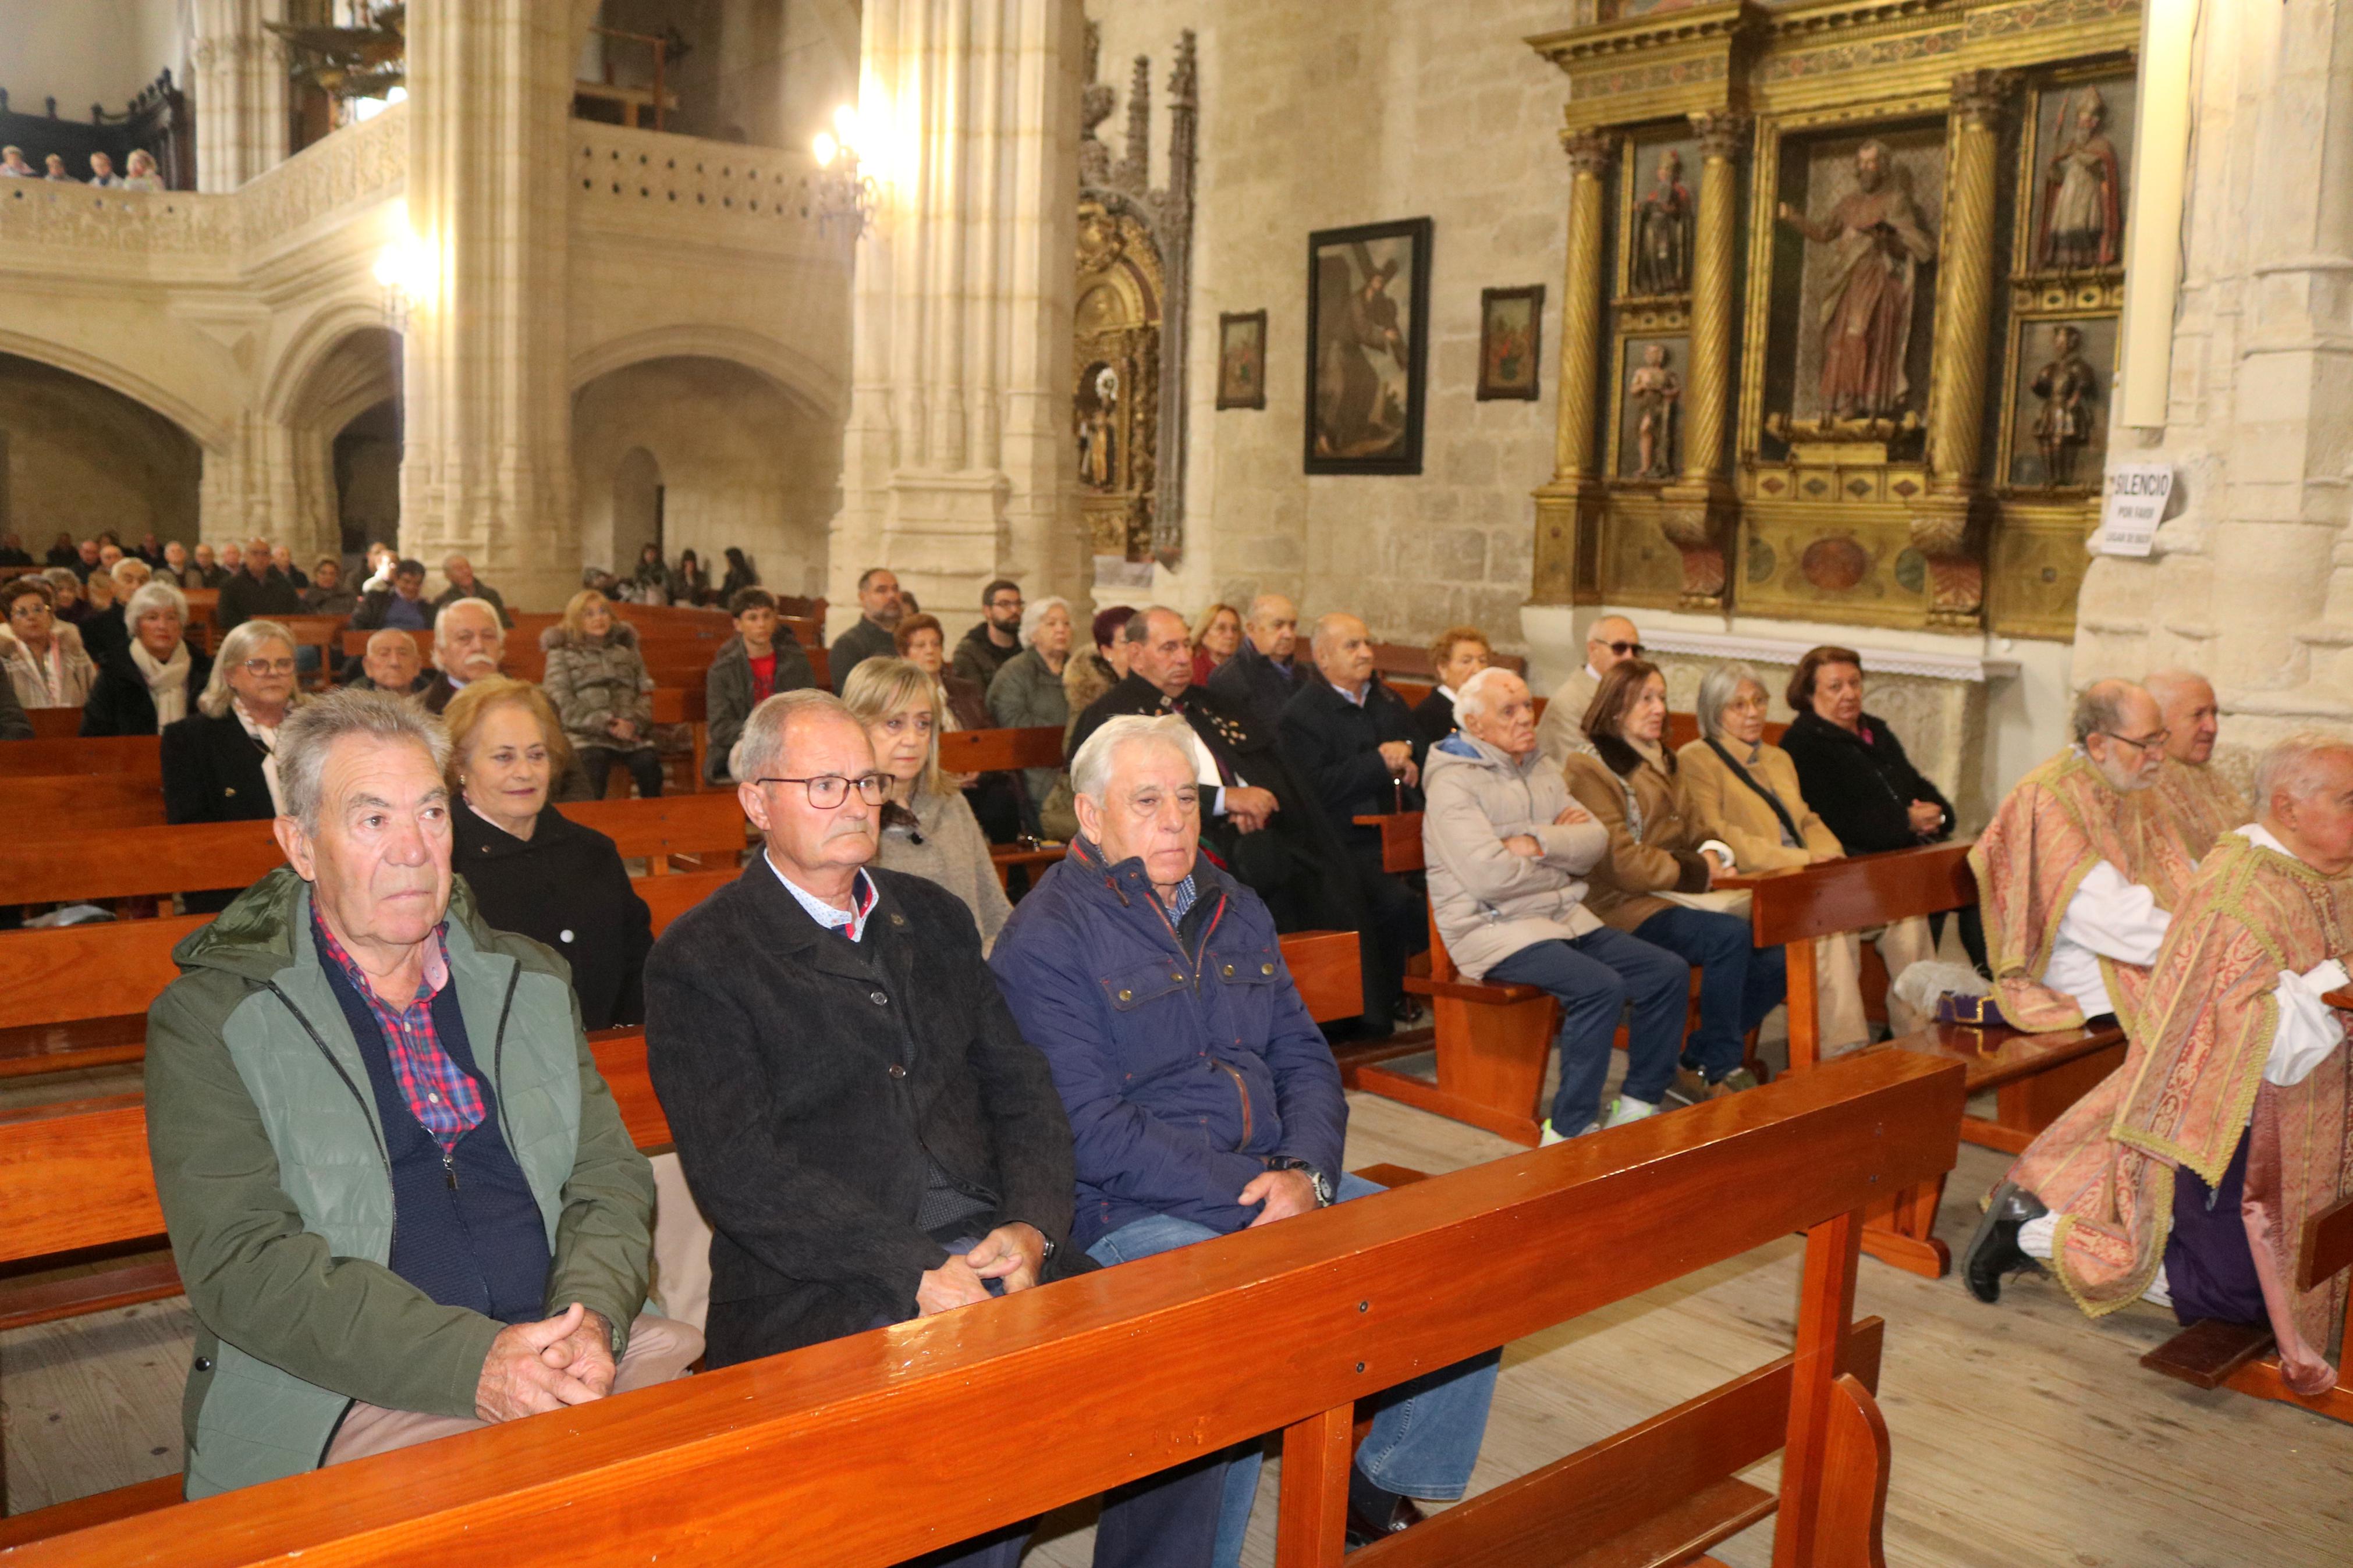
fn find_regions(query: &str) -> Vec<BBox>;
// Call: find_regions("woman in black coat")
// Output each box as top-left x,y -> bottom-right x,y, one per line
162,619 -> 300,912
81,581 -> 212,737
443,676 -> 652,1029
1777,645 -> 1955,855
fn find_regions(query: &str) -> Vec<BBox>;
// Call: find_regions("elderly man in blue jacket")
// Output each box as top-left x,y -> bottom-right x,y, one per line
989,713 -> 1497,1567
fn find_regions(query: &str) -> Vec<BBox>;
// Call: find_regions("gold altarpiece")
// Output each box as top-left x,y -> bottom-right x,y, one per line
1528,0 -> 2139,639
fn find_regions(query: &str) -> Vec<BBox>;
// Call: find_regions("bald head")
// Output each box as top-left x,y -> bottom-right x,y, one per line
362,628 -> 421,691
1586,616 -> 1639,675
1310,612 -> 1375,695
1244,594 -> 1298,660
2074,679 -> 2166,792
2143,669 -> 2219,766
2255,734 -> 2353,876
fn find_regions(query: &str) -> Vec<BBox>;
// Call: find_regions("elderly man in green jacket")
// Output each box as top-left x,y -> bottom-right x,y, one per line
145,689 -> 698,1499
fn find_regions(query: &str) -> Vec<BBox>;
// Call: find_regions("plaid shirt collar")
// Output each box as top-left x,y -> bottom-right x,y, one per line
311,905 -> 482,1151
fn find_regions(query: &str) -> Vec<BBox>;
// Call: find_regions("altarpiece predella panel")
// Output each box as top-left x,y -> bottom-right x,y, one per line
1527,0 -> 2144,641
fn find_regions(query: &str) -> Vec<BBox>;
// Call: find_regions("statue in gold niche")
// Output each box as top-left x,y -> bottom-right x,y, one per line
2037,88 -> 2123,271
1631,150 -> 1693,296
1628,343 -> 1680,479
2029,323 -> 2097,488
1775,140 -> 1937,421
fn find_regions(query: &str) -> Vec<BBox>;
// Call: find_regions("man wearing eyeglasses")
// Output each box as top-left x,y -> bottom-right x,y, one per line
643,687 -> 1090,1568
1969,679 -> 2201,1036
1536,614 -> 1643,772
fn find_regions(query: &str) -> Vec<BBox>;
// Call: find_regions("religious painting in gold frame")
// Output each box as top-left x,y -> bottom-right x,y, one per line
1477,286 -> 1544,401
1216,310 -> 1267,410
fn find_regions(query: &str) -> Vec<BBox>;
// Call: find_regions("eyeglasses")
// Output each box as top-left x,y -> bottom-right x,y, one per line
753,773 -> 892,808
2098,730 -> 2170,753
239,658 -> 298,677
1596,640 -> 1646,657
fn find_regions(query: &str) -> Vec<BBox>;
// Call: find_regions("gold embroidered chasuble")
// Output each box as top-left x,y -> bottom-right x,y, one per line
1967,747 -> 2199,1034
2152,760 -> 2247,866
2011,830 -> 2353,1390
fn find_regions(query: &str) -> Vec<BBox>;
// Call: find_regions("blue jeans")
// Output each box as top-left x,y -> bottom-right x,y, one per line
1631,905 -> 1787,1080
1089,1174 -> 1501,1568
1486,927 -> 1689,1132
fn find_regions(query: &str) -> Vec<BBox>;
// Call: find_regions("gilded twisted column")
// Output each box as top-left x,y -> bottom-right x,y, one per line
1660,112 -> 1749,609
1912,69 -> 2017,626
1531,128 -> 1617,605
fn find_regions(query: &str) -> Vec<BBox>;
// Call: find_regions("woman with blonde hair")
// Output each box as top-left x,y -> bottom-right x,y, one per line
541,588 -> 662,799
163,618 -> 301,909
0,577 -> 95,710
1188,601 -> 1244,685
844,656 -> 1014,951
444,676 -> 652,1030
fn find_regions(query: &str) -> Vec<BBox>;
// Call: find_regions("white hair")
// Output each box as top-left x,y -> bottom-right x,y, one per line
1695,662 -> 1766,742
1019,595 -> 1070,648
278,688 -> 449,834
1452,665 -> 1521,723
433,596 -> 504,650
730,687 -> 853,785
123,581 -> 187,634
2253,732 -> 2353,816
1070,714 -> 1197,802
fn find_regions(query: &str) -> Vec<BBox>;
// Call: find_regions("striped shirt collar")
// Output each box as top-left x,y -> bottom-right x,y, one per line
766,855 -> 879,942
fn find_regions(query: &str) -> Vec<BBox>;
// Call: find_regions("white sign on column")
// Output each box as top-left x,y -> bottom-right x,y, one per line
2092,463 -> 2173,557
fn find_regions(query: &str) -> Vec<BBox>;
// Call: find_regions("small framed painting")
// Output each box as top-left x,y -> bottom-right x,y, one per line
1216,310 -> 1268,410
1477,286 -> 1545,401
1305,216 -> 1433,474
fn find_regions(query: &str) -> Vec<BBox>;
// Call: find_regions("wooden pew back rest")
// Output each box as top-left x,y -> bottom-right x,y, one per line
0,1051 -> 1958,1566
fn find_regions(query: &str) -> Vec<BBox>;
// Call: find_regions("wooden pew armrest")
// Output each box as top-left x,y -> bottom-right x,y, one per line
1403,975 -> 1549,1005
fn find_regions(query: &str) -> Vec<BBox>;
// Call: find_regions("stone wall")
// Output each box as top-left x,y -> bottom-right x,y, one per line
1094,0 -> 1571,645
0,351 -> 200,546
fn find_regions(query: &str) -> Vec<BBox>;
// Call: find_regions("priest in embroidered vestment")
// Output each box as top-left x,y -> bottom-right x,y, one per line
2145,668 -> 2245,865
1968,681 -> 2200,1036
1965,733 -> 2353,1396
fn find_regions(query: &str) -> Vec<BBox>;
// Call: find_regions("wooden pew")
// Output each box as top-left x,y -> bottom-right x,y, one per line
1747,841 -> 2128,1278
26,707 -> 83,739
936,724 -> 1064,776
2142,1185 -> 2353,1426
0,771 -> 165,829
0,1048 -> 1960,1562
0,795 -> 750,910
0,736 -> 161,777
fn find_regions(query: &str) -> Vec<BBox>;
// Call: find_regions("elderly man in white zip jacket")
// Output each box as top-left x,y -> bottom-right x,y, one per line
1421,667 -> 1694,1140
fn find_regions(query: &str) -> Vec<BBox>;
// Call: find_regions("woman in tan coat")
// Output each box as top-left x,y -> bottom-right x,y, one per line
1678,662 -> 1932,1051
1561,659 -> 1785,1103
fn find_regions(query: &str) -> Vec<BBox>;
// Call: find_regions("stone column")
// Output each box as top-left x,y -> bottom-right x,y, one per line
1910,68 -> 2015,628
828,0 -> 1085,632
198,414 -> 304,551
1658,111 -> 1748,609
190,0 -> 288,193
1529,128 -> 1616,605
397,0 -> 579,609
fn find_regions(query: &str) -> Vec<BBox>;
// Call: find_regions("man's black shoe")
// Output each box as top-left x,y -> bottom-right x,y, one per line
1961,1179 -> 2047,1304
1343,1486 -> 1425,1549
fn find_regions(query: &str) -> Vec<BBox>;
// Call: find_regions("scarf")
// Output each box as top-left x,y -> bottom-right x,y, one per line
233,697 -> 288,815
130,638 -> 191,727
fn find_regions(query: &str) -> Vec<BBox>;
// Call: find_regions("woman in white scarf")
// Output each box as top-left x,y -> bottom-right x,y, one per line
0,577 -> 95,710
82,581 -> 211,735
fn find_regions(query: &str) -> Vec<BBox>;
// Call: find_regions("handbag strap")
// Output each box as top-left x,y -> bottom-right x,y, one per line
1705,737 -> 1803,847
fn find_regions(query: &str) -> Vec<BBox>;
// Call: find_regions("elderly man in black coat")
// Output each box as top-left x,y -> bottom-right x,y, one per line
648,689 -> 1195,1568
1204,592 -> 1308,734
1070,606 -> 1403,1034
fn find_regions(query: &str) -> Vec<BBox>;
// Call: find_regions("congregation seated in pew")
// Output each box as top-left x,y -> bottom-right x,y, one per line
702,585 -> 817,786
161,618 -> 300,910
644,688 -> 1090,1568
897,609 -> 1024,845
1422,666 -> 1690,1142
1563,659 -> 1787,1103
543,590 -> 664,800
1205,592 -> 1307,735
444,676 -> 652,1031
1,574 -> 97,712
79,581 -> 208,738
144,689 -> 701,1499
351,557 -> 438,632
986,593 -> 1077,822
1966,731 -> 2353,1402
844,655 -> 1014,951
989,713 -> 1499,1560
1680,660 -> 1935,1051
1535,611 -> 1643,772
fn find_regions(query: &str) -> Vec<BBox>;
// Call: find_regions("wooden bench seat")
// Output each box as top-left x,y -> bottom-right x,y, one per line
0,1049 -> 1958,1563
0,736 -> 161,777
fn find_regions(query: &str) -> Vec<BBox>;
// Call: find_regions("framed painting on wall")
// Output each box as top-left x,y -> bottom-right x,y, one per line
1304,217 -> 1432,475
1477,286 -> 1545,401
1216,310 -> 1268,410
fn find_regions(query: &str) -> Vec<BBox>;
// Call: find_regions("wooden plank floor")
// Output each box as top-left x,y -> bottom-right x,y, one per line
6,1077 -> 2351,1562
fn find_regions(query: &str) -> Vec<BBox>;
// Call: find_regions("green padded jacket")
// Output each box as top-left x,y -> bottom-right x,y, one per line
144,866 -> 656,1498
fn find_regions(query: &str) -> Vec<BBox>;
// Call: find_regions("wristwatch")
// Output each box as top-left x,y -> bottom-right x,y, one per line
1265,1156 -> 1335,1207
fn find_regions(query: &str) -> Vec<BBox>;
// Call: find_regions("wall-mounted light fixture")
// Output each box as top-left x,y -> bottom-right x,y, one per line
372,213 -> 433,331
809,104 -> 877,239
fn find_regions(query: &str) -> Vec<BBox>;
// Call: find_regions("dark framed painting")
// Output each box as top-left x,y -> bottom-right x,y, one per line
1305,217 -> 1432,475
1478,285 -> 1545,401
1215,310 -> 1268,410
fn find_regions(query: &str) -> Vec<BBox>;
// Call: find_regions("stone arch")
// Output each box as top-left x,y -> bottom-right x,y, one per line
261,321 -> 402,560
568,323 -> 846,422
0,351 -> 204,547
0,328 -> 228,454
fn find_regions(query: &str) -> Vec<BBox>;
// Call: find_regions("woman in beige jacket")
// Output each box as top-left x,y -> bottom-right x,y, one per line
1562,660 -> 1785,1103
1677,662 -> 1933,1052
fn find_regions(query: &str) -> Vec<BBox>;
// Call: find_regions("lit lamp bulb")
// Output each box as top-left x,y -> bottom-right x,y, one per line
372,242 -> 405,290
833,104 -> 860,149
812,130 -> 837,169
